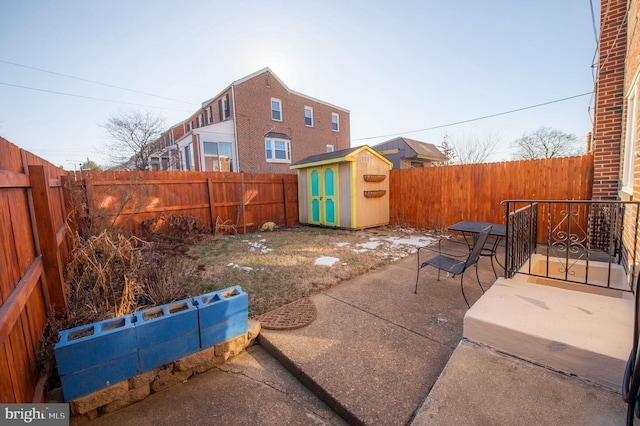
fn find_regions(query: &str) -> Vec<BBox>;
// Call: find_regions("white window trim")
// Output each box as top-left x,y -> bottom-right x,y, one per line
622,78 -> 638,194
326,144 -> 334,153
271,98 -> 282,121
180,144 -> 194,171
304,106 -> 314,127
331,113 -> 339,132
265,138 -> 291,163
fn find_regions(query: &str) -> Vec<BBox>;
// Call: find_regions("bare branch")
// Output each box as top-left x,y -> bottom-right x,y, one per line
512,126 -> 584,160
451,131 -> 501,164
101,109 -> 166,170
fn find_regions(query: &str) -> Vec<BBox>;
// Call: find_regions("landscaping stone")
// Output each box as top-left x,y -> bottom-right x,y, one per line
174,346 -> 217,372
70,380 -> 128,415
150,368 -> 193,393
100,385 -> 150,414
127,369 -> 158,390
247,319 -> 261,342
214,334 -> 247,360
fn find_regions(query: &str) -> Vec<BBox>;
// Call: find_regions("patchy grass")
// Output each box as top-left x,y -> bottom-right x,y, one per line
183,225 -> 437,317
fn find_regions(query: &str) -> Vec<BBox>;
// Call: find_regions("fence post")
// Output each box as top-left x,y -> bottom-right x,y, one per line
282,177 -> 288,227
207,177 -> 216,232
28,165 -> 68,319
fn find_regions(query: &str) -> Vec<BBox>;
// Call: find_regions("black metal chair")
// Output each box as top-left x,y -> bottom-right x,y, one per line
415,226 -> 492,308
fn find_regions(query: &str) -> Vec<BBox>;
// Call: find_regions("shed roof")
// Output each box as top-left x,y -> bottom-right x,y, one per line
290,145 -> 392,169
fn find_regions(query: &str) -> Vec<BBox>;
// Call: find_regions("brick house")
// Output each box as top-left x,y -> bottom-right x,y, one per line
592,0 -> 638,201
592,0 -> 639,262
147,68 -> 350,174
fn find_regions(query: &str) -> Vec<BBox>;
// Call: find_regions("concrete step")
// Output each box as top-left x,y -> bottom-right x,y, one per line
463,277 -> 634,390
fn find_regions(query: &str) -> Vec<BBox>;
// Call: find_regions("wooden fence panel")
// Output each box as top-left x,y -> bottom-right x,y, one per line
389,155 -> 594,231
80,170 -> 300,234
0,137 -> 70,403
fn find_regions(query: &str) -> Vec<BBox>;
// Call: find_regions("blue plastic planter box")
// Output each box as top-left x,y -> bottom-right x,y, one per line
195,286 -> 248,349
59,353 -> 140,401
55,316 -> 138,376
134,299 -> 199,372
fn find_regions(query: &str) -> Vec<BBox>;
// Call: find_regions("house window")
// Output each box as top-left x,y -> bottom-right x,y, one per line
331,113 -> 339,131
186,122 -> 193,132
271,98 -> 282,121
304,106 -> 313,127
207,106 -> 213,124
198,114 -> 204,128
265,138 -> 290,163
622,80 -> 638,193
326,145 -> 334,153
203,141 -> 233,172
218,94 -> 230,121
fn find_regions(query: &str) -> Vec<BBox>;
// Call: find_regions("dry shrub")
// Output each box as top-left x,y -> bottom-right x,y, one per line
138,254 -> 191,307
65,229 -> 150,323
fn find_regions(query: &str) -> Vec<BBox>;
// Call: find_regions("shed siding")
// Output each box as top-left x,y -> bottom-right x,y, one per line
298,170 -> 309,223
355,151 -> 390,228
339,163 -> 352,228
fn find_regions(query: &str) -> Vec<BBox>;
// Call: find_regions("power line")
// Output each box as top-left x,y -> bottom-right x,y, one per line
0,59 -> 198,106
588,0 -> 600,44
352,92 -> 594,142
0,82 -> 194,112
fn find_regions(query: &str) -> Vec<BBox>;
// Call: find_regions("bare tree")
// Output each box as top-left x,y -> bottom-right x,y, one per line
452,131 -> 500,164
512,126 -> 583,160
102,109 -> 165,170
436,133 -> 457,165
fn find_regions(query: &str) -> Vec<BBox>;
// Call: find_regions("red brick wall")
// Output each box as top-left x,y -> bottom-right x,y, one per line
233,70 -> 351,174
592,0 -> 628,199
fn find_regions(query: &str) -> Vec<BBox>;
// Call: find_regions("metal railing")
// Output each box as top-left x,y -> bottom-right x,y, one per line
502,200 -> 640,293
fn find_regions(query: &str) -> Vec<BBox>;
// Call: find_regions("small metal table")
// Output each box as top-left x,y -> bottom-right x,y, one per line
447,221 -> 506,277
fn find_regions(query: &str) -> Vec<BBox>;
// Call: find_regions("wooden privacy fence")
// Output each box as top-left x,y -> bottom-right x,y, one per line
0,137 -> 71,403
79,170 -> 299,234
389,155 -> 594,231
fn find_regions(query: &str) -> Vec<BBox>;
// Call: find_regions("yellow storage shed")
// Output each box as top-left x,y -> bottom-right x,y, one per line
290,145 -> 392,230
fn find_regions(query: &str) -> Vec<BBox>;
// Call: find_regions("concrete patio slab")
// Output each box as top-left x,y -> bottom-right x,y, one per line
259,255 -> 499,425
412,340 -> 630,426
87,345 -> 345,426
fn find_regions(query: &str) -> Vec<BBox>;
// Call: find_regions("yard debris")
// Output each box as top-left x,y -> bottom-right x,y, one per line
260,221 -> 278,231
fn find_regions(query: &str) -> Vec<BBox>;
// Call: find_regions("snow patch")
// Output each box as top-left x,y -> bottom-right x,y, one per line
314,256 -> 340,267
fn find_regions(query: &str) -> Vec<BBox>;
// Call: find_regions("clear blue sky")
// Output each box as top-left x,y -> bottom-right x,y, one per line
0,1 -> 598,169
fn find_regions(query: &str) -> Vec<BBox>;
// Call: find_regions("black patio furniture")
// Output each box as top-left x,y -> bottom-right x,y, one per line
448,221 -> 507,278
415,226 -> 492,308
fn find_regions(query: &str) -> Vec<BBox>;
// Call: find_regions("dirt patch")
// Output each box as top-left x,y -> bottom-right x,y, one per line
183,225 -> 438,317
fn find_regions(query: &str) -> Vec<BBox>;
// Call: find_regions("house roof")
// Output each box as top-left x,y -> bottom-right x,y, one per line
290,145 -> 392,169
201,68 -> 349,114
374,137 -> 448,162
